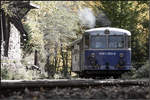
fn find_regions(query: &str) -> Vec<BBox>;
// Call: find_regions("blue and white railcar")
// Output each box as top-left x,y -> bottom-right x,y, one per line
70,27 -> 132,78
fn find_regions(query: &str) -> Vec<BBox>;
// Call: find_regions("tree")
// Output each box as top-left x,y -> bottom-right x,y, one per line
24,1 -> 82,78
95,1 -> 149,68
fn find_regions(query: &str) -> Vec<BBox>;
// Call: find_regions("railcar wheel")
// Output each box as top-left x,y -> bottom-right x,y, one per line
79,73 -> 84,78
113,74 -> 121,79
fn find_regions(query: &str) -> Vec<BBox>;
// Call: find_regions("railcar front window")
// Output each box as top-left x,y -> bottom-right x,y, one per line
90,36 -> 106,49
108,35 -> 124,48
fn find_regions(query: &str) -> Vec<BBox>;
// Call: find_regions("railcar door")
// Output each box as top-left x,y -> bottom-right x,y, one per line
72,44 -> 80,72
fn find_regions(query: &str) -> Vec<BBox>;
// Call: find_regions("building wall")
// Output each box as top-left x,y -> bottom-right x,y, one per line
1,23 -> 22,67
8,23 -> 22,62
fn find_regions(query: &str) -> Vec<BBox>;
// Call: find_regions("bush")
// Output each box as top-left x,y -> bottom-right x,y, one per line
1,63 -> 36,80
1,66 -> 9,79
121,69 -> 136,79
132,61 -> 149,78
121,61 -> 149,79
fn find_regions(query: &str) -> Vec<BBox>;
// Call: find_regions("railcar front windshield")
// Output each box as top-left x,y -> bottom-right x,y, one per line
108,35 -> 124,48
90,35 -> 107,49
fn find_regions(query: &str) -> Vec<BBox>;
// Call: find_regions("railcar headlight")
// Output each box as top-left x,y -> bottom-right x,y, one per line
118,59 -> 125,66
88,53 -> 97,66
91,53 -> 95,58
119,53 -> 124,58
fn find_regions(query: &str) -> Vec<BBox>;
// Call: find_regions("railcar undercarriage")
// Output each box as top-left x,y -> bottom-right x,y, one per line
77,70 -> 130,79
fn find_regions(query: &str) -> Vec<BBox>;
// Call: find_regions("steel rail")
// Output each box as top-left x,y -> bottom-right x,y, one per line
1,79 -> 149,89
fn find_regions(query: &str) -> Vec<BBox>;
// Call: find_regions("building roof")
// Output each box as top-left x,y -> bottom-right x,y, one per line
9,1 -> 39,43
67,38 -> 82,49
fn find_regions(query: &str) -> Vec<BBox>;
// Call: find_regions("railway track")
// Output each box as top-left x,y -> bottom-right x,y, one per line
1,79 -> 150,99
1,79 -> 149,88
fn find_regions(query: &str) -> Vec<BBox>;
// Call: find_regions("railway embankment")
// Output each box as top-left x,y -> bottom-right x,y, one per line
0,79 -> 149,99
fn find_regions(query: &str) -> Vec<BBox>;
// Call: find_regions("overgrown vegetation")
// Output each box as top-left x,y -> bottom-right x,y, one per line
132,61 -> 149,78
1,64 -> 34,80
121,61 -> 149,79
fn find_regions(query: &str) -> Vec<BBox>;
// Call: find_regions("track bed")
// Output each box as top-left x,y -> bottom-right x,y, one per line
1,79 -> 150,99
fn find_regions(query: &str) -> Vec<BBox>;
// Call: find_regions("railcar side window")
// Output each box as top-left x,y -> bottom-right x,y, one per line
108,35 -> 124,48
90,36 -> 106,49
84,35 -> 89,49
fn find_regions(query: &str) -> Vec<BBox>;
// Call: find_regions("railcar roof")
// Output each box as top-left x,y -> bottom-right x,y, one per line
85,27 -> 131,35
